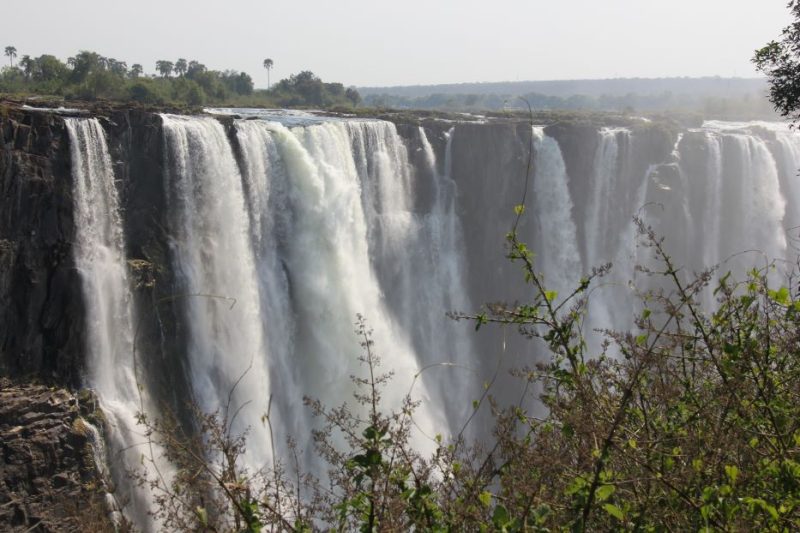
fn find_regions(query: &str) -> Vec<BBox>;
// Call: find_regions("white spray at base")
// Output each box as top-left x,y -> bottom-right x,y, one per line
66,118 -> 167,532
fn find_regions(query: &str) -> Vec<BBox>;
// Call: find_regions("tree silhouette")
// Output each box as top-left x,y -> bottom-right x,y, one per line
754,1 -> 800,120
4,46 -> 17,68
263,58 -> 274,89
19,55 -> 33,79
175,58 -> 188,77
345,87 -> 361,107
156,60 -> 174,78
67,51 -> 106,83
187,60 -> 206,78
130,64 -> 143,78
107,58 -> 128,77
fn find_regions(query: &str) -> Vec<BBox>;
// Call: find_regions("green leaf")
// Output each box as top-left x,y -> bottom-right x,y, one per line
366,448 -> 382,465
765,503 -> 779,521
724,464 -> 740,484
544,290 -> 558,303
479,491 -> 492,508
514,204 -> 525,216
603,503 -> 624,520
700,504 -> 711,520
596,484 -> 615,502
492,504 -> 510,527
770,286 -> 790,305
196,506 -> 208,527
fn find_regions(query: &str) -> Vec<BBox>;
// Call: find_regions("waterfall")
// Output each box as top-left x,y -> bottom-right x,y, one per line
585,128 -> 626,271
729,135 -> 786,263
694,124 -> 789,276
62,110 -> 800,526
161,114 -> 274,470
233,118 -> 459,461
702,133 -> 724,271
66,118 -> 163,532
580,127 -> 648,340
531,127 -> 582,301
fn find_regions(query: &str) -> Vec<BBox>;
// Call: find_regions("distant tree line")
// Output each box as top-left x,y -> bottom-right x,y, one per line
364,89 -> 776,119
0,48 -> 361,109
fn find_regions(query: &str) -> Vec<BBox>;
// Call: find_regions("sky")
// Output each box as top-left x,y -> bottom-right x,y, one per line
1,0 -> 792,88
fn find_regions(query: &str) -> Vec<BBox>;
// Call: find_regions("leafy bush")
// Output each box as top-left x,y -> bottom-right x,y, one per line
128,80 -> 167,105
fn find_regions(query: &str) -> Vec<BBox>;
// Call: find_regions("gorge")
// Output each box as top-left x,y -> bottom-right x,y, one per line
2,104 -> 800,530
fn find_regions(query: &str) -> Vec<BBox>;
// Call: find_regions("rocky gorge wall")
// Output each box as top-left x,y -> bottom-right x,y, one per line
8,104 -> 796,417
0,107 -> 80,382
0,106 -> 196,412
0,106 -> 724,406
0,378 -> 115,532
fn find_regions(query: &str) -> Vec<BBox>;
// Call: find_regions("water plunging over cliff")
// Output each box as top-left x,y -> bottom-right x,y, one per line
161,115 -> 275,470
232,118 -> 468,462
51,112 -> 800,528
66,118 -> 163,531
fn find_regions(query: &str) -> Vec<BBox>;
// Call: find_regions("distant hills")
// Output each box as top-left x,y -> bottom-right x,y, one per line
359,77 -> 767,98
357,77 -> 774,117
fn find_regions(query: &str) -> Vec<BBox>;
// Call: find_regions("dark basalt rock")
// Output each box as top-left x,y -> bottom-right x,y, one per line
0,378 -> 115,532
0,106 -> 84,385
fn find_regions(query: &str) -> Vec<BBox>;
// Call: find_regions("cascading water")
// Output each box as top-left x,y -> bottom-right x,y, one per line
66,118 -> 163,532
64,110 -> 800,528
585,128 -> 628,272
580,127 -> 648,339
725,132 -> 786,266
233,117 -> 457,463
415,126 -> 476,424
160,114 -> 275,470
702,133 -> 724,271
531,127 -> 582,301
675,122 -> 791,279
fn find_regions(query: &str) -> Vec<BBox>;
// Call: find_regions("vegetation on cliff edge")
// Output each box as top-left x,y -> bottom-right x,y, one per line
0,49 -> 361,109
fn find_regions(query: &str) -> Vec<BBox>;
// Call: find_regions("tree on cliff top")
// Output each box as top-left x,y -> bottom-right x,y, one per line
174,58 -> 188,77
754,1 -> 800,120
263,58 -> 274,89
4,46 -> 16,68
156,60 -> 174,78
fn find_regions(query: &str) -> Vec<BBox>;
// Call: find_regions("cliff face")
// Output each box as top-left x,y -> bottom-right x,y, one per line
0,105 -> 683,389
0,106 -> 188,403
0,108 -> 83,383
0,379 -> 115,532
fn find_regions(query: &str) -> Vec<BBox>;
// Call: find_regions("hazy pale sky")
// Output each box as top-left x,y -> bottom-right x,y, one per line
2,0 -> 791,87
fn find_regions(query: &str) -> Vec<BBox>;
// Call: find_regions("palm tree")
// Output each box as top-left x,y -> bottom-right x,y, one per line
175,58 -> 188,77
130,64 -> 143,79
263,58 -> 274,89
155,60 -> 174,78
4,46 -> 17,68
